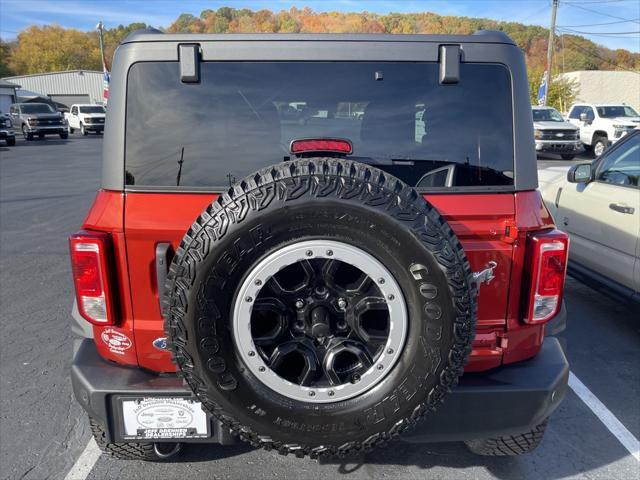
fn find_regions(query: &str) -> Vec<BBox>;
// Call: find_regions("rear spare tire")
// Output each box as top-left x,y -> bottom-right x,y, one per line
164,158 -> 476,458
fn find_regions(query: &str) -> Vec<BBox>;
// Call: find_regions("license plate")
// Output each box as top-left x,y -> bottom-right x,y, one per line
120,397 -> 209,440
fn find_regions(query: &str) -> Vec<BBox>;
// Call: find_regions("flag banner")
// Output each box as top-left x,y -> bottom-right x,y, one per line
103,61 -> 110,105
537,71 -> 548,106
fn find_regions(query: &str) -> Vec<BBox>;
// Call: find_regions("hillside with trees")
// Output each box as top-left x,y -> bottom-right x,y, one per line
1,7 -> 637,110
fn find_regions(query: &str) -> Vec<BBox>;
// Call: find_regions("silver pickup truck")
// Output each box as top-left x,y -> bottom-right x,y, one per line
8,102 -> 68,141
532,105 -> 581,160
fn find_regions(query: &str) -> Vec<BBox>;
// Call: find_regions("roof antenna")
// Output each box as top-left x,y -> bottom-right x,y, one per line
176,147 -> 184,186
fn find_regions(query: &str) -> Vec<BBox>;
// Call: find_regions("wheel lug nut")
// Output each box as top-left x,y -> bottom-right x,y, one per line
295,299 -> 305,309
387,294 -> 395,301
306,250 -> 313,257
337,321 -> 347,330
378,278 -> 385,284
308,391 -> 316,397
351,373 -> 361,383
328,390 -> 335,397
248,350 -> 255,357
326,249 -> 333,256
258,366 -> 266,372
245,296 -> 253,303
337,298 -> 347,309
377,364 -> 384,370
254,279 -> 262,286
387,348 -> 394,354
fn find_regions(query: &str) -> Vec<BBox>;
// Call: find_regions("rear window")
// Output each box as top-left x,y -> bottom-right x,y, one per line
125,62 -> 514,190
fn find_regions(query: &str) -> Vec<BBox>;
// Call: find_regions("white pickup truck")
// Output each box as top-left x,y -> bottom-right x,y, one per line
64,104 -> 106,135
567,103 -> 639,157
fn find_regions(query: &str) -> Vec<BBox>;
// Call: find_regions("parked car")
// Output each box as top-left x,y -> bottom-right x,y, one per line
65,104 -> 106,135
539,129 -> 640,302
0,112 -> 16,146
8,102 -> 68,140
532,105 -> 581,159
69,30 -> 569,462
567,103 -> 640,157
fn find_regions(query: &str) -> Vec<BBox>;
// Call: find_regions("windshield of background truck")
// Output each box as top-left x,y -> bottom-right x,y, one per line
125,62 -> 514,190
21,104 -> 55,114
532,108 -> 564,122
79,106 -> 106,114
596,106 -> 639,118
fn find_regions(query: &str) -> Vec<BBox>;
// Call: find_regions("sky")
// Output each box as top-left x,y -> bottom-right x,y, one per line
1,0 -> 639,52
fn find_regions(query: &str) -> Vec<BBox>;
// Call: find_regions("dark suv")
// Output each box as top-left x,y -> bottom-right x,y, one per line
69,30 -> 570,462
9,102 -> 68,140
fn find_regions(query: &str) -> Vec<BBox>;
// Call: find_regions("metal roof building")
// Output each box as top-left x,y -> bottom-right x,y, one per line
0,79 -> 20,113
2,70 -> 104,108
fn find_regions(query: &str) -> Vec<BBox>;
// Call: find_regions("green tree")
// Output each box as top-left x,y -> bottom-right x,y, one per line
0,40 -> 16,76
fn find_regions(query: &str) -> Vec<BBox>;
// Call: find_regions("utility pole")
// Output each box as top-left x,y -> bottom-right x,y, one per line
544,0 -> 559,106
96,21 -> 106,69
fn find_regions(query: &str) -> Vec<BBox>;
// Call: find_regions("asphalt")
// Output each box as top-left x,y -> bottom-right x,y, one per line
0,136 -> 638,480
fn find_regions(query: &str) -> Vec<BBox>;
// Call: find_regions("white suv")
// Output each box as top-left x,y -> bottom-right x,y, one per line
567,103 -> 639,156
65,104 -> 106,135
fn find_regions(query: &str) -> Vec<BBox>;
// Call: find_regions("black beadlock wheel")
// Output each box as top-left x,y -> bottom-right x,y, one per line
164,158 -> 477,459
89,417 -> 182,461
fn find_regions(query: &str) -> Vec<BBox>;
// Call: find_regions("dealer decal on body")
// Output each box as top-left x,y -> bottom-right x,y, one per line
100,328 -> 132,355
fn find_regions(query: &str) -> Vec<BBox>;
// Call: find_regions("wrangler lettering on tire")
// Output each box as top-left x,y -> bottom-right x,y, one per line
164,158 -> 477,458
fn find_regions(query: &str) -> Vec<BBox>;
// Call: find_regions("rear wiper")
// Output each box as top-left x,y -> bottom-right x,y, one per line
176,147 -> 185,186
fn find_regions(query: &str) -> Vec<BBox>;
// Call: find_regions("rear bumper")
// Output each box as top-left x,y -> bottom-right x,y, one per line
72,337 -> 569,444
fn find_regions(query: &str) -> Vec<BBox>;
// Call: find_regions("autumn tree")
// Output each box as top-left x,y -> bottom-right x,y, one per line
8,25 -> 101,74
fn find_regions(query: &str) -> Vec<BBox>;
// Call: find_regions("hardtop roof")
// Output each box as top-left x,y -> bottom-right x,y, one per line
121,30 -> 515,46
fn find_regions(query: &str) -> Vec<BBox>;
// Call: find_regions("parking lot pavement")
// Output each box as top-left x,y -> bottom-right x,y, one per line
537,150 -> 594,170
1,136 -> 638,480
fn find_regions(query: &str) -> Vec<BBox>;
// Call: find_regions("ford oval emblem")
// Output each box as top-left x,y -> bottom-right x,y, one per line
153,337 -> 168,350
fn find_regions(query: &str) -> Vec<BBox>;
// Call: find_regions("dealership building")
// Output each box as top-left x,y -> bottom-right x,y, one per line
2,70 -> 105,108
559,70 -> 640,112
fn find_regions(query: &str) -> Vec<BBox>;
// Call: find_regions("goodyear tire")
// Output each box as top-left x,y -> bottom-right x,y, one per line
164,158 -> 476,458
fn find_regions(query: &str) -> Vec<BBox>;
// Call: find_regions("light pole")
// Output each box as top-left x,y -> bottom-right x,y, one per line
96,21 -> 106,70
543,0 -> 559,106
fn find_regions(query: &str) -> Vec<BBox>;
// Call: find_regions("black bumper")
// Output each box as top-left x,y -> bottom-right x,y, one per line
71,338 -> 569,444
84,124 -> 104,131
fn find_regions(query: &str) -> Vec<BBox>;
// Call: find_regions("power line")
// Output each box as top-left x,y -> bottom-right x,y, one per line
563,3 -> 640,24
560,28 -> 640,35
559,18 -> 640,27
561,34 -> 640,73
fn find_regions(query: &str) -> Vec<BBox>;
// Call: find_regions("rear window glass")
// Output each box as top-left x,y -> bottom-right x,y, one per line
125,62 -> 514,189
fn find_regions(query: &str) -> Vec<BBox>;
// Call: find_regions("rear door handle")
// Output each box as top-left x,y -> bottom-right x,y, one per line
609,203 -> 635,214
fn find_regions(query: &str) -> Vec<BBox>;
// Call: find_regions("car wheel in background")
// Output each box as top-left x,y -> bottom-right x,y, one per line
69,127 -> 75,134
22,125 -> 33,141
6,138 -> 16,146
561,154 -> 575,160
465,419 -> 549,456
592,136 -> 607,157
89,417 -> 183,461
60,132 -> 68,139
38,133 -> 45,139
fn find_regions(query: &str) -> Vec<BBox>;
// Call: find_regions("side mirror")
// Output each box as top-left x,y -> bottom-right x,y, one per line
567,163 -> 593,183
579,112 -> 590,124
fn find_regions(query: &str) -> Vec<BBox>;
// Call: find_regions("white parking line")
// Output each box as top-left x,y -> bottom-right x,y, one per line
63,438 -> 101,480
569,371 -> 640,462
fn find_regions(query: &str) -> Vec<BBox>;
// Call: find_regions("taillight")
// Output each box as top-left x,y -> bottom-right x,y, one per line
290,138 -> 353,155
524,229 -> 569,324
69,230 -> 116,325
